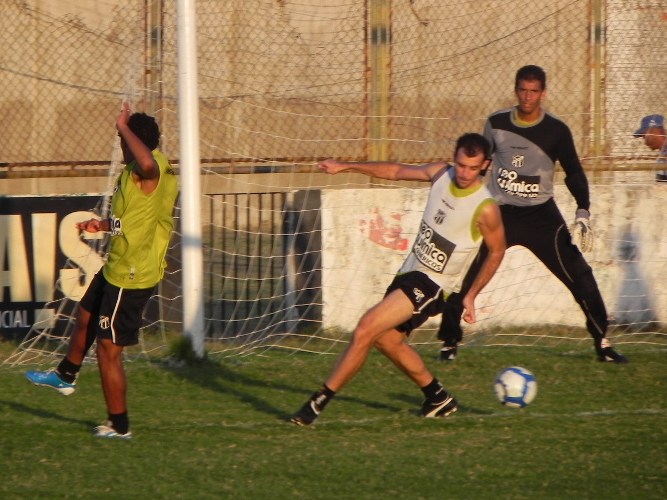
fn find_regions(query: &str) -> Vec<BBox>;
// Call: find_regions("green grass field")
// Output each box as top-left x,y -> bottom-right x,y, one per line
1,340 -> 665,499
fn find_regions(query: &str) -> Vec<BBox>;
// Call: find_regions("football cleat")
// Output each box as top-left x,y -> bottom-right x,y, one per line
421,393 -> 458,418
94,421 -> 132,439
596,339 -> 628,363
439,345 -> 457,362
25,369 -> 76,396
290,399 -> 322,426
597,347 -> 628,363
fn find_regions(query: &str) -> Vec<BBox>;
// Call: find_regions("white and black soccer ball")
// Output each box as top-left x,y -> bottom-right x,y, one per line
494,366 -> 537,408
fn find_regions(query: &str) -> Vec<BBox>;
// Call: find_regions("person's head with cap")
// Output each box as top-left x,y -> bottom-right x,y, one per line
634,114 -> 666,151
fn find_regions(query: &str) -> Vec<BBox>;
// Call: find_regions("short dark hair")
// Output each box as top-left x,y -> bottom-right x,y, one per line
128,112 -> 160,150
515,65 -> 547,90
454,132 -> 491,160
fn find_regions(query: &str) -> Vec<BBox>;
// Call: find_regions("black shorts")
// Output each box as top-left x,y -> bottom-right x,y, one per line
385,271 -> 445,335
79,271 -> 156,347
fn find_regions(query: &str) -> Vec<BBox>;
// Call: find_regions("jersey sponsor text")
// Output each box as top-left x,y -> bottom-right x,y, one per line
496,168 -> 540,198
412,221 -> 455,273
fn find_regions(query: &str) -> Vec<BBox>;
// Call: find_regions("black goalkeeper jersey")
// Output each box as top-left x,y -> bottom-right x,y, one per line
483,107 -> 589,209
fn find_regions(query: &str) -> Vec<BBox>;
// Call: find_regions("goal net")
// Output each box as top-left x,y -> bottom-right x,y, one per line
2,0 -> 666,366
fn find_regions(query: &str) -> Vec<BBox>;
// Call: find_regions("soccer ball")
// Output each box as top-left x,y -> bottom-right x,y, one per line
494,366 -> 537,408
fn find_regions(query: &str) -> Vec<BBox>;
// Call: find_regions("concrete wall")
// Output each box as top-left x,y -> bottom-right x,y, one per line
320,173 -> 666,332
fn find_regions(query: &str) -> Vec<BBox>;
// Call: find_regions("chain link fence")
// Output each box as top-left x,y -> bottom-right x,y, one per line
2,1 -> 665,173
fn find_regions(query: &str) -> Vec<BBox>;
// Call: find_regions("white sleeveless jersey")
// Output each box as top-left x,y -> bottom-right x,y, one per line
398,167 -> 495,294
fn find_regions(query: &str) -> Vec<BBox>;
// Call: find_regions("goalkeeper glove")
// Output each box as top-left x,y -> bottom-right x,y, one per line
570,208 -> 594,252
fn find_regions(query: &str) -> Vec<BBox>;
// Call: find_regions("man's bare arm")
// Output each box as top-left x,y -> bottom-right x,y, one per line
461,202 -> 506,324
318,158 -> 446,182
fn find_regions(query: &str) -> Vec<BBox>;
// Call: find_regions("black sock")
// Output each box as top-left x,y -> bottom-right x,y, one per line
312,384 -> 336,410
56,357 -> 81,384
421,378 -> 447,402
109,412 -> 130,435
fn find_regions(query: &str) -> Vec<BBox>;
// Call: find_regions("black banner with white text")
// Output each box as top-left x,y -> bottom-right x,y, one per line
0,195 -> 103,337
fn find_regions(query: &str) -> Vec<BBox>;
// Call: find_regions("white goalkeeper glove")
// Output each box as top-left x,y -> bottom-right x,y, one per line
570,208 -> 594,252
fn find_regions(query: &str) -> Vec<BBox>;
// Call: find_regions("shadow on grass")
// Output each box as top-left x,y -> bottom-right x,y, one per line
160,357 -> 402,422
0,399 -> 96,428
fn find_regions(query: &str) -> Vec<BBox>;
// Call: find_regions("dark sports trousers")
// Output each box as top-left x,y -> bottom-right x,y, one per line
438,198 -> 608,346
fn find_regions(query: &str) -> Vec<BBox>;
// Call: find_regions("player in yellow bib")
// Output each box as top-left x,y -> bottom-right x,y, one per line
291,133 -> 506,426
26,103 -> 178,439
105,147 -> 177,289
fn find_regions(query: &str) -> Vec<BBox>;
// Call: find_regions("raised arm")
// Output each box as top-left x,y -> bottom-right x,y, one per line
461,201 -> 506,324
117,102 -> 159,182
318,158 -> 446,183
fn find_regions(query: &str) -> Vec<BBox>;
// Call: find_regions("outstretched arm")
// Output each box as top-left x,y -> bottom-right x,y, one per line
461,202 -> 505,324
318,158 -> 446,182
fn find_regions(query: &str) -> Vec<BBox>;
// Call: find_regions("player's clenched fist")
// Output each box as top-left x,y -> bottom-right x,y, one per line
76,218 -> 108,233
318,158 -> 348,175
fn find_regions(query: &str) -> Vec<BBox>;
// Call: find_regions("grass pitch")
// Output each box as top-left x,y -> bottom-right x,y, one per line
1,341 -> 665,499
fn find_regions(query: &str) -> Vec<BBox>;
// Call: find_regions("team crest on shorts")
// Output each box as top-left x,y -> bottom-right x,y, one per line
412,287 -> 425,303
99,316 -> 110,330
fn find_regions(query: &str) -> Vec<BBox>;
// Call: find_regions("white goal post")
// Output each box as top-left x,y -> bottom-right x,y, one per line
176,0 -> 206,358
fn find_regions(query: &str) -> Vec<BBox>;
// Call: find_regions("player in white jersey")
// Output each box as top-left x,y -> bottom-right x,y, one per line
291,133 -> 506,426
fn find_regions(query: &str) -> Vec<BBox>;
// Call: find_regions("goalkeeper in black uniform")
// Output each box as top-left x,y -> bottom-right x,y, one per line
438,65 -> 627,363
